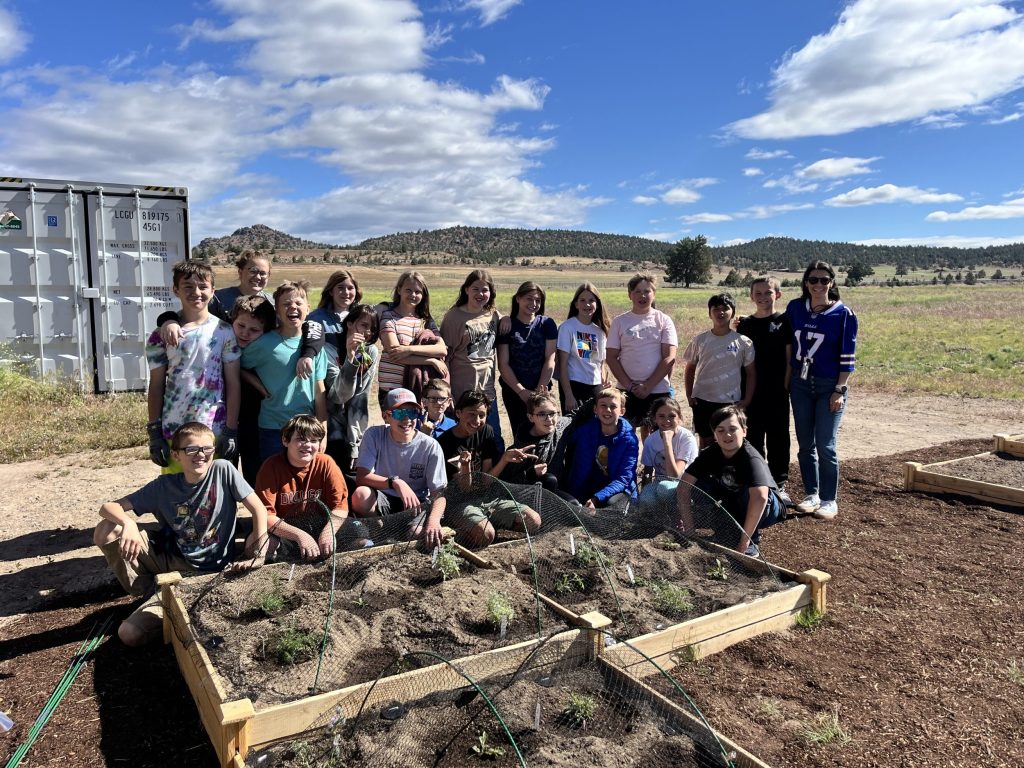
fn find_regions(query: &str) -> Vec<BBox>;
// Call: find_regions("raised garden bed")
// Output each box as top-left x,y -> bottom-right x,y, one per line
242,638 -> 770,768
159,534 -> 827,766
904,433 -> 1024,508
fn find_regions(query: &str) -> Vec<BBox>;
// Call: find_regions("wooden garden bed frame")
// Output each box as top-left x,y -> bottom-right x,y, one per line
903,433 -> 1024,508
159,536 -> 826,767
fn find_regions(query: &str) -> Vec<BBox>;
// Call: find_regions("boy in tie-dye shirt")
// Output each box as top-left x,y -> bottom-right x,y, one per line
145,261 -> 241,472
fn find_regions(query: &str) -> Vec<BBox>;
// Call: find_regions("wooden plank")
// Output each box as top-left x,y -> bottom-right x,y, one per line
995,433 -> 1024,458
918,449 -> 993,470
794,569 -> 831,613
602,584 -> 811,674
698,539 -> 799,582
910,466 -> 1024,507
247,631 -> 586,749
599,657 -> 773,768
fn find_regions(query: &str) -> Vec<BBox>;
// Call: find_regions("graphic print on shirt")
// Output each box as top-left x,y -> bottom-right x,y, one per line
595,445 -> 609,476
466,324 -> 496,361
575,331 -> 598,360
175,483 -> 220,550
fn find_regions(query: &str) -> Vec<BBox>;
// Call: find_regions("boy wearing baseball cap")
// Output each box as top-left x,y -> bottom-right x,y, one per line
350,388 -> 448,548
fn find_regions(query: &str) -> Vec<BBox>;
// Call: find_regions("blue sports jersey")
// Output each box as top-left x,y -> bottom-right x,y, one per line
786,298 -> 857,379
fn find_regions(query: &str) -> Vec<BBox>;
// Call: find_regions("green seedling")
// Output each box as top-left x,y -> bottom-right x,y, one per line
650,579 -> 693,619
1007,658 -> 1024,687
706,558 -> 729,581
563,692 -> 597,728
471,731 -> 506,759
573,540 -> 609,568
252,573 -> 286,616
801,710 -> 851,746
486,591 -> 515,629
796,606 -> 825,631
554,571 -> 586,595
657,536 -> 682,551
268,624 -> 320,665
435,540 -> 461,581
672,644 -> 700,665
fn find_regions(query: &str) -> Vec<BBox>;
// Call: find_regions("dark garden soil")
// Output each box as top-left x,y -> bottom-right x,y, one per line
482,533 -> 788,639
937,450 -> 1024,488
175,543 -> 547,706
255,660 -> 709,768
4,438 -> 1024,767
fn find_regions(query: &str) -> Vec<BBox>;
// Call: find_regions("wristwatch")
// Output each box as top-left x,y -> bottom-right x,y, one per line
387,475 -> 399,489
834,384 -> 849,395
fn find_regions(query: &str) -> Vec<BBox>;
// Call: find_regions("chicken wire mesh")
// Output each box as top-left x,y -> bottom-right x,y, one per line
243,628 -> 748,768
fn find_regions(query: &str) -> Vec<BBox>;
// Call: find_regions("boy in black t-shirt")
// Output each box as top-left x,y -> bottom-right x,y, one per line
736,276 -> 792,502
676,405 -> 784,557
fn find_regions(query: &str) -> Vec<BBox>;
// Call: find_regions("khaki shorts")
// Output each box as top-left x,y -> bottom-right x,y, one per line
100,529 -> 197,640
454,499 -> 528,532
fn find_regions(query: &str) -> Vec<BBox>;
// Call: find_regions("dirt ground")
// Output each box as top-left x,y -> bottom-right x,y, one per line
1,392 -> 1023,766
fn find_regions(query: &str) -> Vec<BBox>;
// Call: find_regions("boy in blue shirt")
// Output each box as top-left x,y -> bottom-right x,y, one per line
93,422 -> 269,646
564,387 -> 639,509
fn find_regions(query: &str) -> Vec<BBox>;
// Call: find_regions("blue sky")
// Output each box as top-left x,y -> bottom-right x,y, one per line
2,0 -> 1023,248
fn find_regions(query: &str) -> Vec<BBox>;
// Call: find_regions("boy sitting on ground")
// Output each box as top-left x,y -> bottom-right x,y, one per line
93,422 -> 268,646
419,378 -> 457,439
675,405 -> 784,557
498,391 -> 570,494
350,389 -> 448,549
563,387 -> 639,509
255,415 -> 349,561
436,390 -> 542,547
146,261 -> 241,472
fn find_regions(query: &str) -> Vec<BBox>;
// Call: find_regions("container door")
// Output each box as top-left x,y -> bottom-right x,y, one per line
85,192 -> 186,393
0,186 -> 93,389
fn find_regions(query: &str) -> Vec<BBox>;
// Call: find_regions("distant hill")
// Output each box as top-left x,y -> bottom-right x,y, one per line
194,224 -> 339,257
192,225 -> 1024,270
713,236 -> 1024,270
356,226 -> 670,262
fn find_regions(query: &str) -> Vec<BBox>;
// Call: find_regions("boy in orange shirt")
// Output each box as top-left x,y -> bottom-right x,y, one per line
255,414 -> 348,560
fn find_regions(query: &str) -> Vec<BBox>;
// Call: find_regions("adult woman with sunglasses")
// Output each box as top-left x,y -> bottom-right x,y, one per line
786,261 -> 858,521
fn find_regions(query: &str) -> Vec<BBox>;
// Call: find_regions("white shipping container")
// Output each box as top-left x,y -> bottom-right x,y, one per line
0,176 -> 189,393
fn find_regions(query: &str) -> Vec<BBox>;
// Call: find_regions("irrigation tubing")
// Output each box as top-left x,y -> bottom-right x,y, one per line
4,614 -> 113,768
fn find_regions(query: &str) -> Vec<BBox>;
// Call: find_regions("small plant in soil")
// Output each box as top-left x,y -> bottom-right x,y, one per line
267,624 -> 320,665
1007,658 -> 1024,687
553,571 -> 586,595
650,579 -> 693,618
801,709 -> 851,746
434,540 -> 461,581
573,540 -> 609,568
706,558 -> 729,581
656,535 -> 682,551
252,573 -> 286,616
486,590 -> 515,629
796,606 -> 825,631
563,692 -> 598,728
672,644 -> 700,665
470,730 -> 506,760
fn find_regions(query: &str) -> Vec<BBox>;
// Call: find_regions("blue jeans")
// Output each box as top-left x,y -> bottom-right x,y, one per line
693,479 -> 784,547
486,402 -> 505,455
637,479 -> 680,519
259,428 -> 284,465
790,376 -> 845,502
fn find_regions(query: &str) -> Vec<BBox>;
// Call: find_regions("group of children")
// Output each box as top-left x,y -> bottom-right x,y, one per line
97,255 -> 853,645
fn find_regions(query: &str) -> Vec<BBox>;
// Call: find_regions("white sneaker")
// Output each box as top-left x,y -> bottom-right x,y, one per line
815,500 -> 838,520
795,494 -> 820,514
777,487 -> 794,507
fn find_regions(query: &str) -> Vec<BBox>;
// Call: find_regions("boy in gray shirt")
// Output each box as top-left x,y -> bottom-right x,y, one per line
93,422 -> 268,646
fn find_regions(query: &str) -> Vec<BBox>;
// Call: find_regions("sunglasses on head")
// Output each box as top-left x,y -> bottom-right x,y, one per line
390,407 -> 420,421
806,276 -> 831,285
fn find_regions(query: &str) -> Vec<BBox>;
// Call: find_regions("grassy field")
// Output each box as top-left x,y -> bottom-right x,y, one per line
1,263 -> 1020,462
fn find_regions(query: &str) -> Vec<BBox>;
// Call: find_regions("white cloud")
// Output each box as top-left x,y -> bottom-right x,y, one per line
0,1 -> 601,243
762,176 -> 818,194
745,147 -> 791,160
183,0 -> 428,78
637,231 -> 679,242
718,238 -> 753,246
742,167 -> 763,177
461,0 -> 523,26
632,196 -> 659,205
681,213 -> 734,224
679,203 -> 812,225
0,6 -> 28,63
729,0 -> 1024,139
988,111 -> 1022,124
926,196 -> 1024,221
661,186 -> 701,205
825,184 -> 963,207
799,156 -> 880,179
856,234 -> 1024,247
